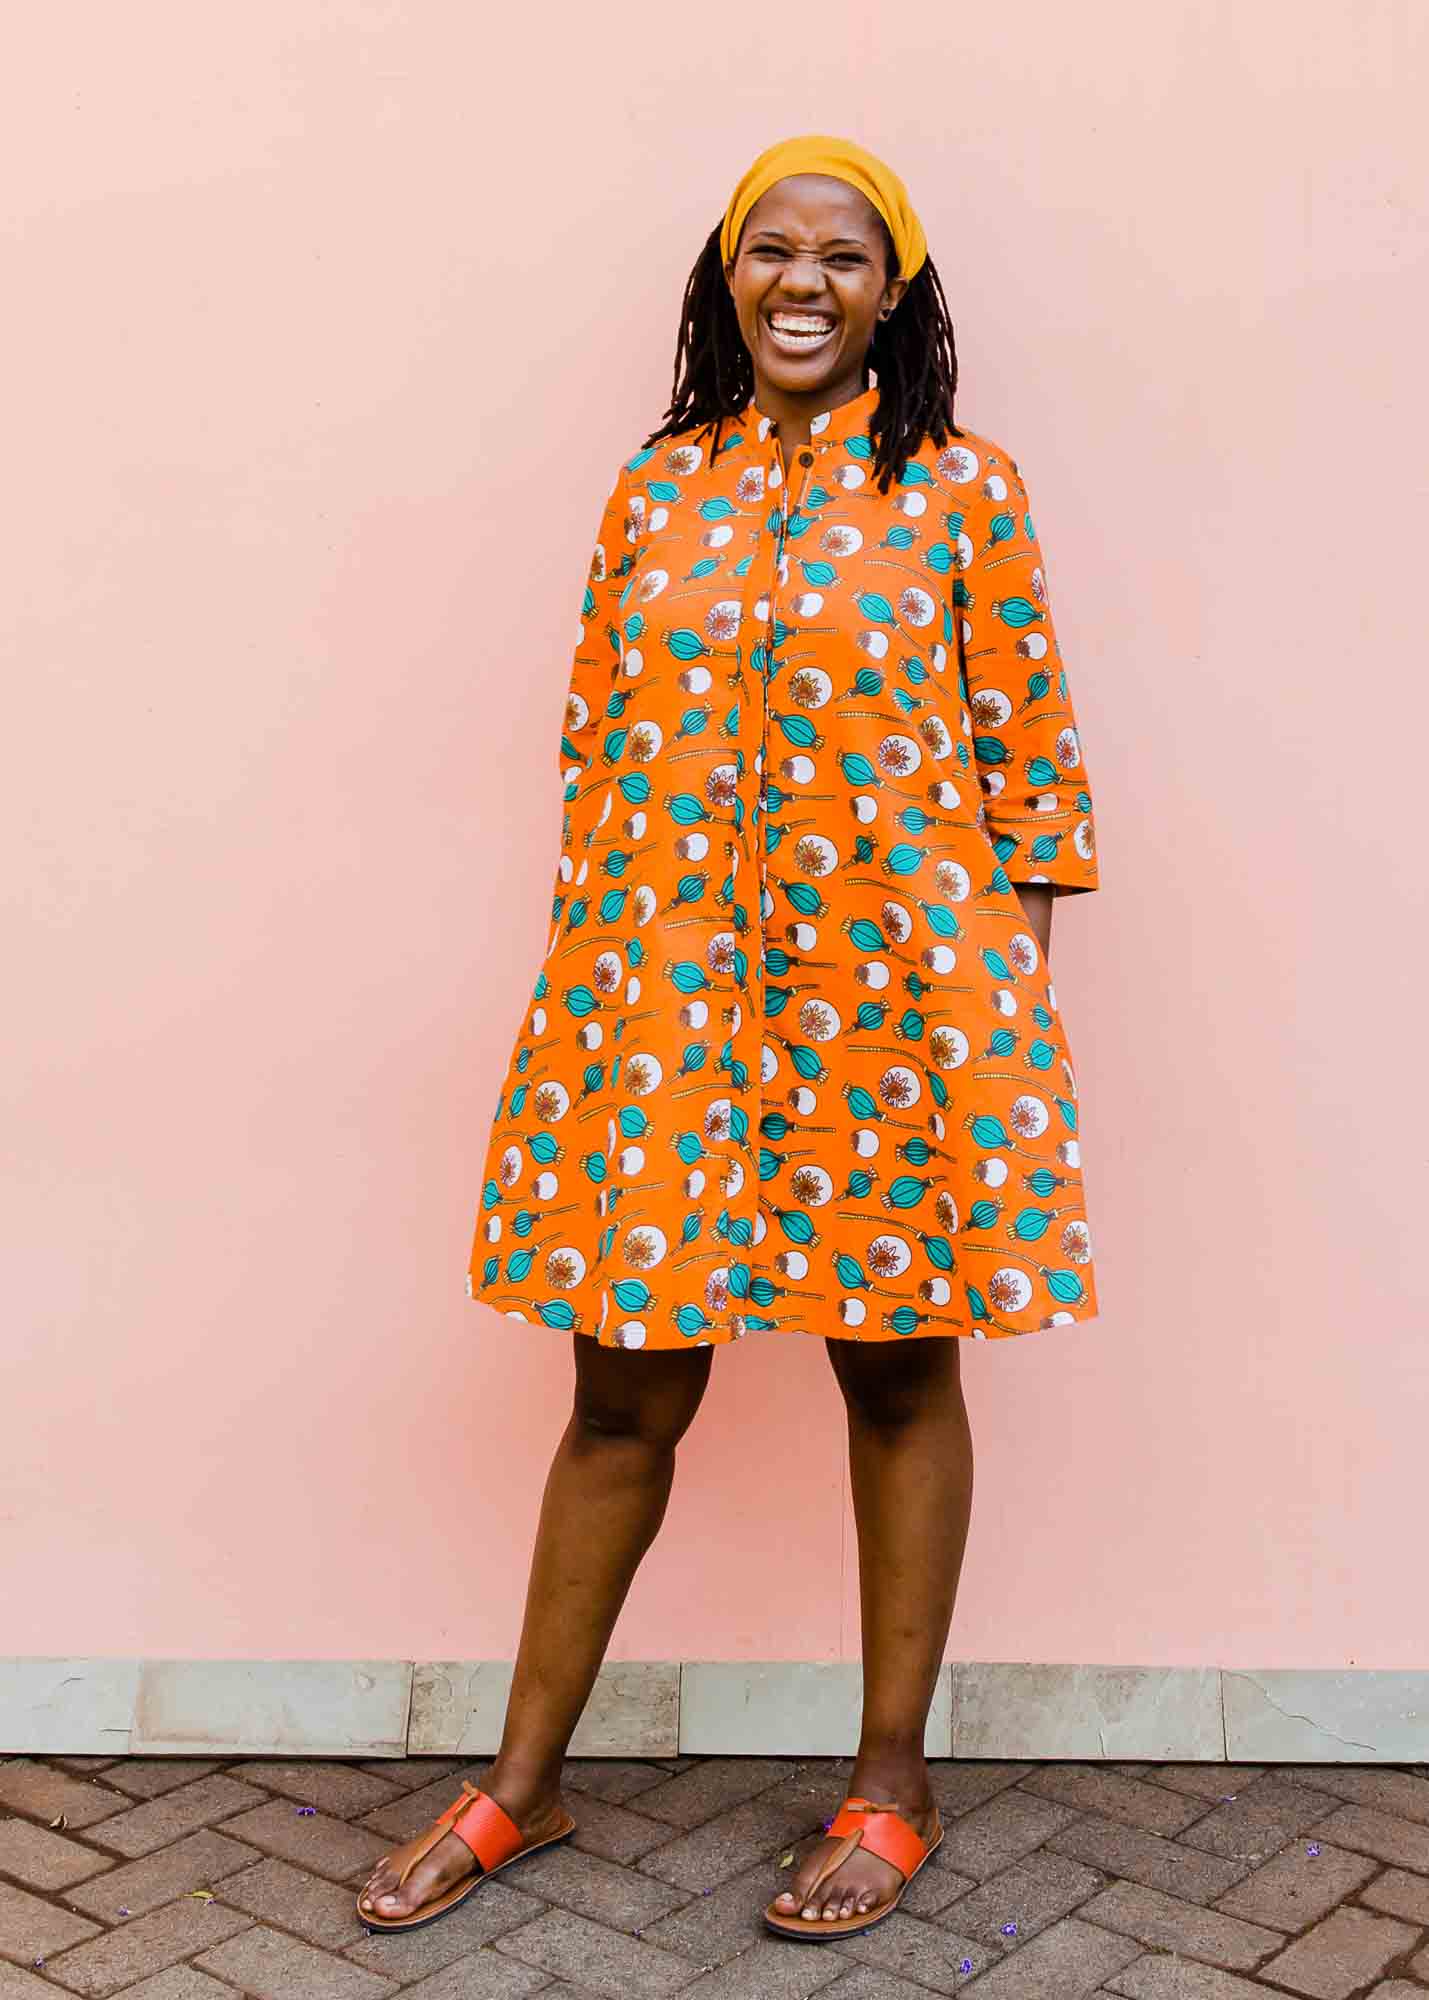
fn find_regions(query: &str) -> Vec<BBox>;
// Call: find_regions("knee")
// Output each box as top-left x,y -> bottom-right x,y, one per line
831,1340 -> 960,1431
571,1354 -> 709,1454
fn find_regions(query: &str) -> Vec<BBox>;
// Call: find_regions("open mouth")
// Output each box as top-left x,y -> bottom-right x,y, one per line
763,311 -> 839,356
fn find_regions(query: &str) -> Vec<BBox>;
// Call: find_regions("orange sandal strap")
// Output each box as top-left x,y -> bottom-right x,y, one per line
392,1782 -> 522,1890
442,1785 -> 525,1872
824,1796 -> 935,1883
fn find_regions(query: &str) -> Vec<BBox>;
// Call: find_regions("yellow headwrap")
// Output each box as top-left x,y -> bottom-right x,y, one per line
720,133 -> 927,283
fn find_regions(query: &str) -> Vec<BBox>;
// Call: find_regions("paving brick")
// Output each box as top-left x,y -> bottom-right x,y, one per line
569,1794 -> 680,1867
1105,1958 -> 1275,1997
1075,1878 -> 1282,1970
495,1906 -> 696,1997
822,1970 -> 961,2000
1307,1801 -> 1429,1872
218,1854 -> 368,1948
957,1915 -> 1144,1994
1018,1765 -> 1209,1838
936,1848 -> 1108,1944
91,1774 -> 268,1858
0,1762 -> 127,1830
507,1840 -> 687,1929
634,1786 -> 819,1891
1360,1866 -> 1429,1925
39,1896 -> 250,1997
358,1771 -> 486,1842
1279,1766 -> 1429,1825
196,1923 -> 397,1999
1213,1839 -> 1378,1929
636,1758 -> 797,1829
677,1936 -> 846,1996
0,1880 -> 101,1964
1177,1773 -> 1339,1862
113,1973 -> 236,2000
1366,1984 -> 1429,1999
68,1828 -> 257,1920
640,1857 -> 785,1965
934,1787 -> 1082,1883
226,1761 -> 404,1817
343,1880 -> 544,1982
1411,1937 -> 1429,1979
354,1758 -> 467,1792
218,1798 -> 388,1881
400,1957 -> 549,1999
0,1967 -> 62,2000
1134,1766 -> 1266,1804
925,1762 -> 1035,1819
1256,1904 -> 1420,1998
0,1818 -> 113,1891
562,1759 -> 680,1806
102,1761 -> 223,1801
1047,1815 -> 1251,1905
826,1908 -> 997,1992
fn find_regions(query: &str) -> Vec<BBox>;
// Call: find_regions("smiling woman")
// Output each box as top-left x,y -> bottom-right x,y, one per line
361,133 -> 1104,1952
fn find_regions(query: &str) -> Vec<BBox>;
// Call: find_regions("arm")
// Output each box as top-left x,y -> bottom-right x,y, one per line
557,457 -> 640,781
954,437 -> 1101,923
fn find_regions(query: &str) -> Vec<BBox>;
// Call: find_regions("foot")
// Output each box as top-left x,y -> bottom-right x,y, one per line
357,1767 -> 568,1924
770,1770 -> 938,1926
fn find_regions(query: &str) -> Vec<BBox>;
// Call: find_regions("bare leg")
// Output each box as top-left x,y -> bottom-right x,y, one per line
361,1335 -> 712,1920
772,1334 -> 974,1924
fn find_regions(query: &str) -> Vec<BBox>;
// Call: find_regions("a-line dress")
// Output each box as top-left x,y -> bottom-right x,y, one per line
467,379 -> 1102,1348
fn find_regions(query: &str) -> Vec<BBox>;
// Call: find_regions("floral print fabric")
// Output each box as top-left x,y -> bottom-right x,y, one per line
467,381 -> 1101,1347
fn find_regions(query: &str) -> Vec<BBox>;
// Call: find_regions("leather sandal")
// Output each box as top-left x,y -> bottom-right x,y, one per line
356,1779 -> 576,1934
763,1794 -> 943,1939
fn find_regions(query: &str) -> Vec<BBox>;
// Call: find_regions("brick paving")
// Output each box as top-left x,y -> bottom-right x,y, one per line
1,1753 -> 1427,1996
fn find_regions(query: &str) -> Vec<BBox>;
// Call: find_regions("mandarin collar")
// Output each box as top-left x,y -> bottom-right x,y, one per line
732,376 -> 881,454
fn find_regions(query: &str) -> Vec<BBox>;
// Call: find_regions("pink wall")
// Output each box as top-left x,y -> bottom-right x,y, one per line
4,3 -> 1426,1668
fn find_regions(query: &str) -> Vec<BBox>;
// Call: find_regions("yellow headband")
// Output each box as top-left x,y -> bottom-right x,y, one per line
720,133 -> 927,283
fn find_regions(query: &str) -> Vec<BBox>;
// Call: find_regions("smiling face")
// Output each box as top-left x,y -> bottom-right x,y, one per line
724,173 -> 908,438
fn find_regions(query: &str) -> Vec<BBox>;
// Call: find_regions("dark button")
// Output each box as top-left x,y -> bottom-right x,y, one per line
798,450 -> 814,467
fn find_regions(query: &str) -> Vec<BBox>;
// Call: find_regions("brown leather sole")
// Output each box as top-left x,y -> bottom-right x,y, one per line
763,1823 -> 943,1940
358,1812 -> 577,1934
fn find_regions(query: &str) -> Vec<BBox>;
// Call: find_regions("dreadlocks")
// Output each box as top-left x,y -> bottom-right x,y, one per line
641,218 -> 963,493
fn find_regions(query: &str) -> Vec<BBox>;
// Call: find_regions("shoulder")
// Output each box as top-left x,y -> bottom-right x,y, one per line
910,418 -> 1024,486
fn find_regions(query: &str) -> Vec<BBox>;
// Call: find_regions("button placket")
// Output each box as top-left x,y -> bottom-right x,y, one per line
740,432 -> 820,1332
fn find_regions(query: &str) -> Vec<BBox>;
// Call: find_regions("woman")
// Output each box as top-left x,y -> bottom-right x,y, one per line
359,133 -> 1101,1943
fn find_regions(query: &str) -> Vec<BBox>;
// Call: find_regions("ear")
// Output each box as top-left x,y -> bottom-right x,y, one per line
881,277 -> 910,317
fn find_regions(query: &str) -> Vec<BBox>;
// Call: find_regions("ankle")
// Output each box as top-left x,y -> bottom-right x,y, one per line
849,1746 -> 932,1812
479,1754 -> 564,1818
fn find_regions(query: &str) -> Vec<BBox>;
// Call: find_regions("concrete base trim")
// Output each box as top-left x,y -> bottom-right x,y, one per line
3,1659 -> 1427,1761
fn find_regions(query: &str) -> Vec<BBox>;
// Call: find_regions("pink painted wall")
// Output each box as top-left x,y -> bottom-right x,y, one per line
4,3 -> 1426,1668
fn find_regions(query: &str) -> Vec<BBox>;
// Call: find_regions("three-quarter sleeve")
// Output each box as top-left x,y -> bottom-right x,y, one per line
558,458 -> 640,779
954,438 -> 1100,894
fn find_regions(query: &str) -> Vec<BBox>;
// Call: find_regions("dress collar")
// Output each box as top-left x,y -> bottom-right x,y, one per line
733,375 -> 882,452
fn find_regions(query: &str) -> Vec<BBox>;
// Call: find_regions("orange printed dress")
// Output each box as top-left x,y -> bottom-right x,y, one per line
467,380 -> 1101,1347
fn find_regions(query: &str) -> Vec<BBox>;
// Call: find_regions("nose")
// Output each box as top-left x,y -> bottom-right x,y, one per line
778,253 -> 828,297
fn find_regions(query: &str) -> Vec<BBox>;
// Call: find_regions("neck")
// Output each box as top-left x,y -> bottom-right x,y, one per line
754,366 -> 873,444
